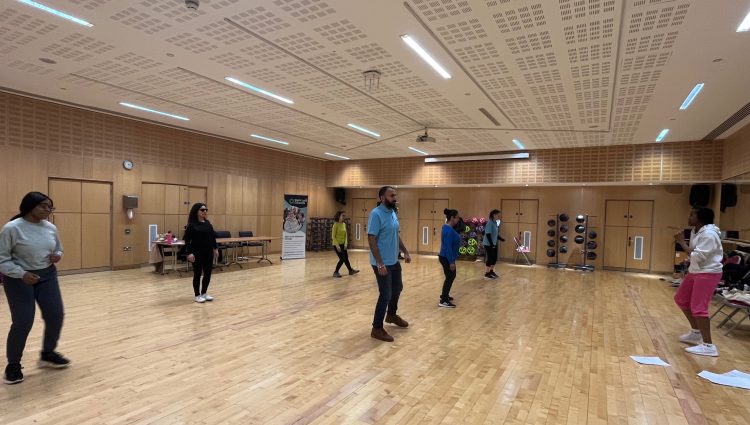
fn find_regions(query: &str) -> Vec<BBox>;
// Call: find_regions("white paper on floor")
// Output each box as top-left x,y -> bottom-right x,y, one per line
630,356 -> 670,366
697,370 -> 750,390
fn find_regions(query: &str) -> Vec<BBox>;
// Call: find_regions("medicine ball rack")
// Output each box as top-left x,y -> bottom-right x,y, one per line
572,214 -> 597,272
546,213 -> 569,269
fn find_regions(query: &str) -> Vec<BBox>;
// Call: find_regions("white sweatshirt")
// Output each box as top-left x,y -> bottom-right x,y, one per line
0,218 -> 63,278
687,224 -> 723,274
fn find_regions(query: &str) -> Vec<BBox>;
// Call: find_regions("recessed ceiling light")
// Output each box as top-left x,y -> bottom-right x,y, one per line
712,58 -> 723,62
325,152 -> 350,160
400,35 -> 451,79
512,139 -> 525,150
166,53 -> 175,57
347,123 -> 380,138
17,0 -> 93,27
250,134 -> 288,145
225,77 -> 294,104
679,83 -> 704,110
39,57 -> 56,64
737,10 -> 750,32
655,128 -> 669,142
119,102 -> 189,121
408,146 -> 429,155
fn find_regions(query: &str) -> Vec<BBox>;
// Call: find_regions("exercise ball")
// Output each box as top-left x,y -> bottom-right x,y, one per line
587,251 -> 597,260
546,249 -> 556,257
575,225 -> 585,234
575,214 -> 585,223
559,213 -> 569,222
588,230 -> 597,239
587,241 -> 598,250
559,225 -> 569,233
547,240 -> 556,247
459,246 -> 467,255
547,219 -> 556,227
574,235 -> 585,244
467,246 -> 476,255
547,229 -> 556,237
559,245 -> 568,253
559,235 -> 568,243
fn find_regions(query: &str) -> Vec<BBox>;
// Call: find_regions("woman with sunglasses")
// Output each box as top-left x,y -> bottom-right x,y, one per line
184,203 -> 218,303
1,192 -> 70,385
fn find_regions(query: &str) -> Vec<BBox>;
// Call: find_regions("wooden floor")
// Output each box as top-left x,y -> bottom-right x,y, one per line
1,251 -> 749,425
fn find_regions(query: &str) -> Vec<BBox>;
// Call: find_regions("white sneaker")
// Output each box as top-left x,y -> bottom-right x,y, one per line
685,343 -> 719,357
202,294 -> 214,301
679,330 -> 702,345
195,295 -> 206,303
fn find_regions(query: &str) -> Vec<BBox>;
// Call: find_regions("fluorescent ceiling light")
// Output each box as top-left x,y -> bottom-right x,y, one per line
347,123 -> 380,138
225,77 -> 294,104
512,139 -> 526,150
251,134 -> 289,145
679,83 -> 704,110
119,102 -> 189,121
325,152 -> 350,160
17,0 -> 93,27
409,146 -> 429,155
425,153 -> 530,163
401,35 -> 451,79
737,10 -> 750,32
655,128 -> 670,142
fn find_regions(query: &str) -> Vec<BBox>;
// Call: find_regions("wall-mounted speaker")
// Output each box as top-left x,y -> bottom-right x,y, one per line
720,183 -> 737,212
334,188 -> 346,205
689,184 -> 711,207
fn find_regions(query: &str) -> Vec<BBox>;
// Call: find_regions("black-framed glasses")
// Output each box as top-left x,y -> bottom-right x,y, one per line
199,208 -> 208,212
37,204 -> 55,211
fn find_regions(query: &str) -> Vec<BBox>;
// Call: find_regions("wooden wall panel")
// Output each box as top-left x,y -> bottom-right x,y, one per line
49,180 -> 81,213
82,182 -> 111,214
81,213 -> 111,269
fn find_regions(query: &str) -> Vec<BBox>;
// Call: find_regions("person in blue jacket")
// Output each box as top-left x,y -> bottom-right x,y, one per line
483,209 -> 504,279
438,208 -> 461,308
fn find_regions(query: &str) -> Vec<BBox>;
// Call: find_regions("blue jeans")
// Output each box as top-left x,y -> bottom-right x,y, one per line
3,266 -> 64,364
371,262 -> 403,329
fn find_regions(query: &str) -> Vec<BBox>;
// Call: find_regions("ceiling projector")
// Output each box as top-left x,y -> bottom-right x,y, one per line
416,128 -> 436,143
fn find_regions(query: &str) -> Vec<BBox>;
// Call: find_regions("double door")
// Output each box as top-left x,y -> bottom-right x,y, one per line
418,199 -> 449,254
350,198 -> 377,249
499,199 -> 538,261
48,179 -> 112,272
141,183 -> 206,239
603,200 -> 653,271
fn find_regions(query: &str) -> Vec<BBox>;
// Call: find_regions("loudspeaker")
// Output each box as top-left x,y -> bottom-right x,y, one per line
689,184 -> 711,207
334,188 -> 346,205
720,183 -> 737,212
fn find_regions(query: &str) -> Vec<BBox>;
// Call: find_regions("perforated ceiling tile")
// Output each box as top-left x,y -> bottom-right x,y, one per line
1,27 -> 35,47
8,60 -> 54,76
273,0 -> 337,23
161,68 -> 205,85
491,3 -> 547,33
165,32 -> 218,55
276,80 -> 312,93
196,20 -> 251,45
411,0 -> 473,22
515,52 -> 558,71
230,6 -> 291,35
68,0 -> 116,10
567,43 -> 613,63
390,75 -> 428,90
210,0 -> 240,9
563,18 -> 615,45
505,31 -> 552,54
344,42 -> 392,63
304,74 -> 340,89
209,52 -> 254,71
435,19 -> 488,45
273,32 -> 325,55
139,0 -> 206,23
0,9 -> 58,34
110,7 -> 172,35
467,61 -> 509,78
454,43 -> 500,63
113,52 -> 162,70
42,43 -> 93,62
307,51 -> 352,69
275,61 -> 318,77
409,88 -> 443,100
313,19 -> 367,45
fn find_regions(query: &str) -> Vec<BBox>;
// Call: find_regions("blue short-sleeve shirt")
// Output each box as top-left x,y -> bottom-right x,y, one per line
367,204 -> 400,266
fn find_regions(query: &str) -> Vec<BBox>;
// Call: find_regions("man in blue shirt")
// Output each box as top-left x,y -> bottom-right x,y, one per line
368,186 -> 411,342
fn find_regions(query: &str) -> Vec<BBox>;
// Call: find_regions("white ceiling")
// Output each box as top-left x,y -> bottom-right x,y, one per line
1,0 -> 749,160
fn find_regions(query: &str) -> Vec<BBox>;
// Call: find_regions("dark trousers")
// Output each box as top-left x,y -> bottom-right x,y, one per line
371,262 -> 403,329
438,256 -> 456,301
3,266 -> 64,365
192,253 -> 213,296
334,244 -> 353,273
484,245 -> 498,267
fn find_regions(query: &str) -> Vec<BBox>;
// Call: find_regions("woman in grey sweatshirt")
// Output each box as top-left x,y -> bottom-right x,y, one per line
0,192 -> 70,385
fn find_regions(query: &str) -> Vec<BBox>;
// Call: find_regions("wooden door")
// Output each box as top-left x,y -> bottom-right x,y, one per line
81,181 -> 111,269
628,201 -> 653,228
350,218 -> 366,249
626,227 -> 652,271
52,213 -> 81,271
605,201 -> 630,227
501,199 -> 520,223
351,198 -> 365,218
603,226 -> 628,269
499,222 -> 519,260
432,220 -> 446,254
49,180 -> 81,213
141,183 -> 165,214
418,220 -> 433,254
164,185 -> 181,214
518,223 -> 537,262
419,199 -> 435,220
433,199 -> 449,220
519,200 -> 538,224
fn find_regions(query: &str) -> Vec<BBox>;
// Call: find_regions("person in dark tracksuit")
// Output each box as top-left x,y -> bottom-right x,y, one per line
483,209 -> 504,279
184,203 -> 218,304
1,192 -> 70,385
438,208 -> 461,308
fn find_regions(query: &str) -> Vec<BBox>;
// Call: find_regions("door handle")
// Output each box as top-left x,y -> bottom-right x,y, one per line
628,237 -> 632,247
629,215 -> 633,218
623,215 -> 627,218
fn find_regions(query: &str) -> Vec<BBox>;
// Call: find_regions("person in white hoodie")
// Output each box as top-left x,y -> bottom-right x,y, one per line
673,207 -> 723,357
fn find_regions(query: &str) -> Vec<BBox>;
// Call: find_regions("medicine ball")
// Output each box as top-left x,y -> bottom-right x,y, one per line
559,235 -> 568,243
546,249 -> 556,257
559,213 -> 569,222
575,224 -> 585,234
547,239 -> 556,247
587,241 -> 597,250
559,246 -> 568,253
588,230 -> 597,239
547,229 -> 556,237
559,225 -> 569,233
587,251 -> 597,260
575,215 -> 585,223
574,235 -> 584,244
547,219 -> 556,227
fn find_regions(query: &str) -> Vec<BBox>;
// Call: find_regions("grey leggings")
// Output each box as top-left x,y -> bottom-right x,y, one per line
3,266 -> 64,364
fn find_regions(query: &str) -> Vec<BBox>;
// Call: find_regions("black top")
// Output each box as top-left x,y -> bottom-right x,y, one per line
183,221 -> 217,255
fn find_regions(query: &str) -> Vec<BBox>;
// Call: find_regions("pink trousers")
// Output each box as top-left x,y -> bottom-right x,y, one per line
673,272 -> 722,317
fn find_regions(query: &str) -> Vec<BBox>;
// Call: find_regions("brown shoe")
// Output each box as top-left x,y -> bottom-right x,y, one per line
385,314 -> 409,328
371,327 -> 394,342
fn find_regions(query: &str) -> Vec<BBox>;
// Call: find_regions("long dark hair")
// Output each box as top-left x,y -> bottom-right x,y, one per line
188,203 -> 208,224
334,210 -> 345,221
488,209 -> 500,221
444,208 -> 458,220
12,192 -> 53,221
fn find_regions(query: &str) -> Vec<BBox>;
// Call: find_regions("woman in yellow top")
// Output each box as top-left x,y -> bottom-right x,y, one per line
332,211 -> 359,278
